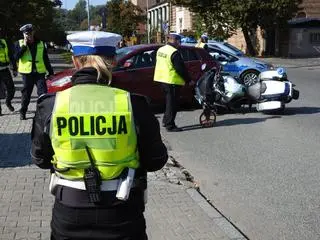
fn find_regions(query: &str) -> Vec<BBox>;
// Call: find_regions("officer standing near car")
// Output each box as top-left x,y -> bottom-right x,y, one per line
15,24 -> 54,120
31,31 -> 168,240
195,34 -> 209,50
0,28 -> 17,115
154,34 -> 193,132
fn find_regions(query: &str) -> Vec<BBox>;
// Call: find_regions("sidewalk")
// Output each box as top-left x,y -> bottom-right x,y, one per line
262,56 -> 320,68
0,54 -> 244,240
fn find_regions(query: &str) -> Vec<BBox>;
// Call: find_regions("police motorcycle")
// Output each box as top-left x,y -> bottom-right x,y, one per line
195,62 -> 299,127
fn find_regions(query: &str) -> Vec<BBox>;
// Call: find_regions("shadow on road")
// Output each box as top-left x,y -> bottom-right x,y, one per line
180,116 -> 281,131
282,107 -> 320,115
0,133 -> 32,168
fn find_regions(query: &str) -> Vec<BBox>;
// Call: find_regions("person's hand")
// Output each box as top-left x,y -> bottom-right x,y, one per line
46,74 -> 54,79
12,70 -> 18,77
189,80 -> 196,86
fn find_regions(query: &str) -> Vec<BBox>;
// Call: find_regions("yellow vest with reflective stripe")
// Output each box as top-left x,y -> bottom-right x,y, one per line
18,40 -> 46,74
0,39 -> 9,65
50,84 -> 140,181
153,45 -> 185,86
195,42 -> 206,48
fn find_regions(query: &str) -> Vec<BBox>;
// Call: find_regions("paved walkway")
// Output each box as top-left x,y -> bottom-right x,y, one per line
262,57 -> 320,68
0,54 -> 243,240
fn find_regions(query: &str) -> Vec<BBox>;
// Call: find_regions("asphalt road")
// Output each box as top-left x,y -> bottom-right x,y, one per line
160,67 -> 320,240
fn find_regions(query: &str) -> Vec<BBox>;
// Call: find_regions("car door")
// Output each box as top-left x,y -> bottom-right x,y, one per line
178,47 -> 201,104
178,47 -> 201,81
208,47 -> 239,78
114,49 -> 162,103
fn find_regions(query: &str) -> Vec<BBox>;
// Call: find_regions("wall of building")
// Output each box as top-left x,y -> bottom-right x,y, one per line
227,27 -> 265,56
175,7 -> 193,33
299,0 -> 320,17
289,27 -> 320,57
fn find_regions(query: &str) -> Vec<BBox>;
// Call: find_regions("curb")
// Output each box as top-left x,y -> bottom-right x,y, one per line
169,156 -> 249,240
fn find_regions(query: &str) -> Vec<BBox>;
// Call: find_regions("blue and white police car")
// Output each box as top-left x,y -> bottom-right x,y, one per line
206,45 -> 274,86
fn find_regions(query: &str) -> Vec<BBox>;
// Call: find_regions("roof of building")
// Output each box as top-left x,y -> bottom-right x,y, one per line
288,17 -> 320,27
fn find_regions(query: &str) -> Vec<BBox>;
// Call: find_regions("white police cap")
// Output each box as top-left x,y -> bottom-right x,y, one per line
201,34 -> 208,39
19,24 -> 33,33
67,31 -> 122,57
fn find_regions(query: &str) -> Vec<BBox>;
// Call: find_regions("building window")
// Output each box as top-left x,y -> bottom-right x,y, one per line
310,33 -> 320,43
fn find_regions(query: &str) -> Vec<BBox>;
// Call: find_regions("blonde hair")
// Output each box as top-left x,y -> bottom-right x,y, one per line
73,55 -> 114,85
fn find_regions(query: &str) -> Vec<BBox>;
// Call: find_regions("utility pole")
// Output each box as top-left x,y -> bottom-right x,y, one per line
147,0 -> 150,43
87,0 -> 90,30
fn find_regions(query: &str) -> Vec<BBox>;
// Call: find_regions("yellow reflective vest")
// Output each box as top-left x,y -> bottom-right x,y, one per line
50,84 -> 140,180
153,44 -> 185,86
18,40 -> 46,74
0,39 -> 9,65
195,42 -> 206,48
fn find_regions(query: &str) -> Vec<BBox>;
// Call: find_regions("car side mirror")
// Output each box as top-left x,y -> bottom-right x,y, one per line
123,60 -> 133,68
218,55 -> 229,62
201,63 -> 207,71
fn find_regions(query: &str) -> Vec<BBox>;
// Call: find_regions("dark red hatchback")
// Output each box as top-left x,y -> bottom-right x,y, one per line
47,44 -> 218,105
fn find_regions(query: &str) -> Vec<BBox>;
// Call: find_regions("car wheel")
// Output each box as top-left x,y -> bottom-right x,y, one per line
241,70 -> 260,86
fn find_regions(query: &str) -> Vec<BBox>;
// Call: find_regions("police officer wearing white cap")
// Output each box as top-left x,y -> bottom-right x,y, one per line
15,24 -> 54,120
154,34 -> 193,132
195,34 -> 209,49
31,31 -> 168,240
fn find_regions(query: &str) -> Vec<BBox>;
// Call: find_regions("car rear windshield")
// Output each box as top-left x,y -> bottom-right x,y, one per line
116,47 -> 134,61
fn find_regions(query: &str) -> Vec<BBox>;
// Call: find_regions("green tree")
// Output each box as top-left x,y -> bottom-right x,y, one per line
69,0 -> 88,29
172,0 -> 302,56
106,0 -> 145,38
0,0 -> 59,39
173,0 -> 236,40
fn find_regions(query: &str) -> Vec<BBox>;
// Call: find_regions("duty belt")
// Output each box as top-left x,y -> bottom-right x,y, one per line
49,174 -> 140,192
49,173 -> 148,204
0,66 -> 8,71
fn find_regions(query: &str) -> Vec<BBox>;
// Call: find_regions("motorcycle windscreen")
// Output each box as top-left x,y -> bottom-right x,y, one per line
223,76 -> 245,99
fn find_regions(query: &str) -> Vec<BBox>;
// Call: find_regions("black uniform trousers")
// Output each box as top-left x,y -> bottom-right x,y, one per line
0,68 -> 15,104
50,187 -> 148,240
20,72 -> 47,114
161,83 -> 181,129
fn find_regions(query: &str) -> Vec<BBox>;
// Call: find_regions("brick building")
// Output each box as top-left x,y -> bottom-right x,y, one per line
228,0 -> 320,57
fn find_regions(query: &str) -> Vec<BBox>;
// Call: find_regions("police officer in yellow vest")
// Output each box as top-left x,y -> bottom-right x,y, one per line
31,31 -> 168,240
154,34 -> 193,132
195,34 -> 209,50
15,24 -> 54,120
0,28 -> 17,115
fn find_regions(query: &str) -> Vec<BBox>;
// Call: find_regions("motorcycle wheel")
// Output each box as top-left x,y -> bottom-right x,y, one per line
199,109 -> 217,127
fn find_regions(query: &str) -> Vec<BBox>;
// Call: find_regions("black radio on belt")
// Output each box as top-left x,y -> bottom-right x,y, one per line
84,146 -> 102,203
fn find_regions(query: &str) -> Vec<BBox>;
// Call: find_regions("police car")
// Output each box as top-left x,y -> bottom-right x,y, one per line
207,45 -> 274,86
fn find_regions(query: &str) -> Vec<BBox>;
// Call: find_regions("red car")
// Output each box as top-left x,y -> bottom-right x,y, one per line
47,44 -> 218,105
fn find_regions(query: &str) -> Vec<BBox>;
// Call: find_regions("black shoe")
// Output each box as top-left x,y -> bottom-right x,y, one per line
20,113 -> 26,120
6,102 -> 14,112
166,126 -> 183,132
